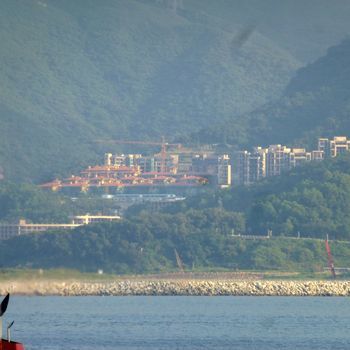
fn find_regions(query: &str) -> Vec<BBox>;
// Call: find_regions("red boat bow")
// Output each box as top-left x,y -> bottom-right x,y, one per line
0,339 -> 24,350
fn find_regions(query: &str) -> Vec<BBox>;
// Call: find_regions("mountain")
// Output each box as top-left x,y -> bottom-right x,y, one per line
195,37 -> 350,149
1,0 -> 350,181
252,37 -> 350,147
183,0 -> 350,63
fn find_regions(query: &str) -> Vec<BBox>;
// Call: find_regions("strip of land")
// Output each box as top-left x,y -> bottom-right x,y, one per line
1,279 -> 349,296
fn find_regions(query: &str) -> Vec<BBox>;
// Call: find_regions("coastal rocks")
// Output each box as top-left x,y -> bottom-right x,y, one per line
1,280 -> 350,296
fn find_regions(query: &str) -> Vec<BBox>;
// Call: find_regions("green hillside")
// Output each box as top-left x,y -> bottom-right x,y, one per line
184,0 -> 350,63
256,38 -> 350,147
195,38 -> 350,148
2,0 -> 350,182
0,209 -> 345,274
0,0 -> 305,182
0,180 -> 131,228
3,1 -> 350,275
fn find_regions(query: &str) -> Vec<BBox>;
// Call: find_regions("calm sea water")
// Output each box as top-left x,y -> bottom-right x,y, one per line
4,296 -> 350,350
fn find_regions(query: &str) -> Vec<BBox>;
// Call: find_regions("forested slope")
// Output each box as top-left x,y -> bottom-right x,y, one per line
0,0 -> 303,182
3,0 -> 350,182
0,210 -> 345,274
195,38 -> 350,148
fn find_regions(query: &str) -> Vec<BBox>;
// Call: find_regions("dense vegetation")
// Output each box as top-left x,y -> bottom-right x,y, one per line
1,209 -> 347,274
0,181 -> 71,223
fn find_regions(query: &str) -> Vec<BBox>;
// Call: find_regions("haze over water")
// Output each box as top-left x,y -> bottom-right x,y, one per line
6,296 -> 350,350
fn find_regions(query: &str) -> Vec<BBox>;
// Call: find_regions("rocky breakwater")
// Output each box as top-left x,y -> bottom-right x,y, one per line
1,280 -> 350,296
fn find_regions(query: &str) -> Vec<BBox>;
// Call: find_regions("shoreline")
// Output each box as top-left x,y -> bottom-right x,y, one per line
1,279 -> 350,296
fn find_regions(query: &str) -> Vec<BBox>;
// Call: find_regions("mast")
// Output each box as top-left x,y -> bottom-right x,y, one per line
0,294 -> 9,343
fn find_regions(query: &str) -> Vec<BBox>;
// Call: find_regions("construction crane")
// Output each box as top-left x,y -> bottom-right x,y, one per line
325,235 -> 336,279
95,137 -> 182,174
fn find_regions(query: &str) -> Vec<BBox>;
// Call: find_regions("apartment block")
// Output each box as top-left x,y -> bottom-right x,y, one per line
233,148 -> 266,186
266,145 -> 294,177
218,155 -> 232,187
234,151 -> 250,186
290,148 -> 312,167
250,147 -> 267,183
192,154 -> 232,187
318,136 -> 350,158
233,137 -> 350,186
311,150 -> 324,161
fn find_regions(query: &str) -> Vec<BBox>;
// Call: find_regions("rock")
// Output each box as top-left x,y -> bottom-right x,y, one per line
1,279 -> 350,296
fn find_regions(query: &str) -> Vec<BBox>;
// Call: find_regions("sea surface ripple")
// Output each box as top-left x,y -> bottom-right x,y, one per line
5,296 -> 350,350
